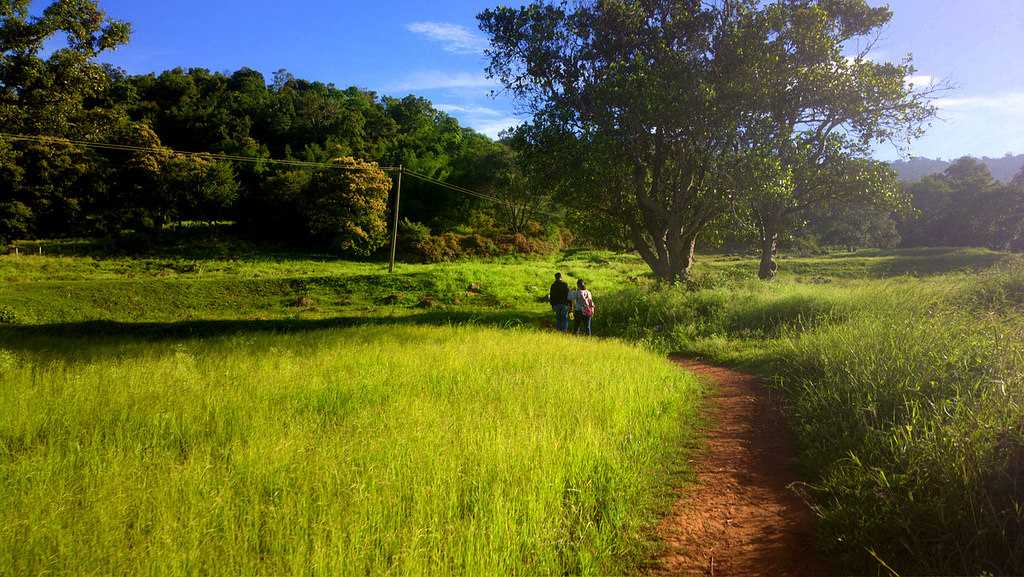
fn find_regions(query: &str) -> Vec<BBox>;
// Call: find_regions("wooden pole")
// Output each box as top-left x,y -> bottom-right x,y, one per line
388,165 -> 403,273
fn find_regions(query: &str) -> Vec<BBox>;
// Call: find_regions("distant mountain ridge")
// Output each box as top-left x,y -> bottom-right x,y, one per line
891,154 -> 1024,183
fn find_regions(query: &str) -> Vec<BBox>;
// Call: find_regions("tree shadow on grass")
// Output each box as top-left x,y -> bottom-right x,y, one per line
0,310 -> 552,359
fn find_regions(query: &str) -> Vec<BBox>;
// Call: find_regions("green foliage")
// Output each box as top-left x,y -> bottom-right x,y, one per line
901,158 -> 1024,251
2,3 -> 542,249
480,0 -> 932,281
0,325 -> 702,576
302,158 -> 391,255
0,0 -> 131,241
0,305 -> 17,324
0,0 -> 131,136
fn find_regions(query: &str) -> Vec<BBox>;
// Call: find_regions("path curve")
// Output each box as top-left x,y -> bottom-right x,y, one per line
650,357 -> 829,577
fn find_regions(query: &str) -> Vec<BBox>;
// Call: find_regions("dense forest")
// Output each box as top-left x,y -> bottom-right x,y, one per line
1,0 -> 1022,263
0,0 -> 543,259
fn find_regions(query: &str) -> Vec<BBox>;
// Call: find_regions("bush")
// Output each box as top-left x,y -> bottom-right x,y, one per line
397,224 -> 558,263
240,158 -> 391,256
0,305 -> 17,324
458,234 -> 498,257
414,232 -> 462,263
398,218 -> 431,247
496,233 -> 557,256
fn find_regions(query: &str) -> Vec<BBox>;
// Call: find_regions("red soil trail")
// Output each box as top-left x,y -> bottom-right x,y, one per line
650,357 -> 830,577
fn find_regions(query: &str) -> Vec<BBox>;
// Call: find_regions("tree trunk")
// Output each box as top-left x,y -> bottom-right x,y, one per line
758,233 -> 779,280
631,224 -> 698,284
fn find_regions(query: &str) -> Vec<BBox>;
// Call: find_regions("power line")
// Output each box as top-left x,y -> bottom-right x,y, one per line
402,168 -> 561,219
0,132 -> 560,218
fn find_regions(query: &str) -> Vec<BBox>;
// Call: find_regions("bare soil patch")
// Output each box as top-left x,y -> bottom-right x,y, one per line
650,358 -> 830,577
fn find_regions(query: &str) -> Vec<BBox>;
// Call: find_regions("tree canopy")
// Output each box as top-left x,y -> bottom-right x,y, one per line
900,159 -> 1024,251
0,1 -> 530,252
479,0 -> 936,281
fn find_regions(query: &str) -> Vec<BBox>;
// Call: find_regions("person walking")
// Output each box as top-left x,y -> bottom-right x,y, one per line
549,272 -> 571,333
570,279 -> 595,336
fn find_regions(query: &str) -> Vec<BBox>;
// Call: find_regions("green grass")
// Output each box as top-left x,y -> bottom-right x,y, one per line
1,245 -> 1012,327
4,243 -> 1022,575
597,259 -> 1024,575
0,249 -> 651,325
0,325 -> 702,576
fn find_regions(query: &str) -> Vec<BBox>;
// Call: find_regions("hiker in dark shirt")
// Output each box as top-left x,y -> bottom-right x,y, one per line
549,272 -> 571,332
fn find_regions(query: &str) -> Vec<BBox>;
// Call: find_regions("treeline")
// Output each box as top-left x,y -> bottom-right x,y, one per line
899,158 -> 1024,251
779,158 -> 1024,254
0,0 -> 545,258
3,0 -> 1022,264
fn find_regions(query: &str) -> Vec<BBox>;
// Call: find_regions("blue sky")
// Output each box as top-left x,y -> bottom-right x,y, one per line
33,0 -> 1024,160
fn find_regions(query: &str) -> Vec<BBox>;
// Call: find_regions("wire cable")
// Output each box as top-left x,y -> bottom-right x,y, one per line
401,168 -> 561,219
0,132 -> 560,218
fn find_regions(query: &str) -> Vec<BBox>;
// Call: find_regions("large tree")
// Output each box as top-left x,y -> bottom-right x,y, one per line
480,0 -> 748,282
0,0 -> 130,241
733,140 -> 906,278
725,1 -> 936,278
479,0 -> 934,281
0,0 -> 130,135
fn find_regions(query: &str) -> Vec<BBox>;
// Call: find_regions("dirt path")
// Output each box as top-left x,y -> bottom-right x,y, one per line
650,357 -> 829,577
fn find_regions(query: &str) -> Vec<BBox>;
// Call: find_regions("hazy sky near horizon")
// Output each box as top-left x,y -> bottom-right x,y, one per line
31,0 -> 1024,160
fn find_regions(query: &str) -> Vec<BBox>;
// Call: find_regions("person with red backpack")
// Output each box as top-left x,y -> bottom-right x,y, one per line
570,279 -> 595,336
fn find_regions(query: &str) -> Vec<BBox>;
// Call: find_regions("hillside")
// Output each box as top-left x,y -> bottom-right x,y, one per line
892,154 -> 1024,182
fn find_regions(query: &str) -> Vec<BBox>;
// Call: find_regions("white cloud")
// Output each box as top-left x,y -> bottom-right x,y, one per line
390,70 -> 499,92
474,117 -> 523,139
934,93 -> 1024,111
407,21 -> 488,55
881,91 -> 1024,160
437,103 -> 522,139
436,103 -> 502,116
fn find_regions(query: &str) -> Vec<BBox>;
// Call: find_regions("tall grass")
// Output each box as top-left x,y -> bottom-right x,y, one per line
0,325 -> 701,576
598,263 -> 1024,574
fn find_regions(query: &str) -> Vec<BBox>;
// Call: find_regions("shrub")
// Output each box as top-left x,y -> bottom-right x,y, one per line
458,234 -> 498,257
0,305 -> 17,324
413,232 -> 462,263
398,225 -> 558,263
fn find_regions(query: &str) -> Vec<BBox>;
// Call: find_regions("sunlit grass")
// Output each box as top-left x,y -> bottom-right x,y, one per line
0,325 -> 701,576
598,260 -> 1024,574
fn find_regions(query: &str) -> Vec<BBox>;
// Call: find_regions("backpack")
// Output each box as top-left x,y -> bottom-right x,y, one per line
581,290 -> 595,317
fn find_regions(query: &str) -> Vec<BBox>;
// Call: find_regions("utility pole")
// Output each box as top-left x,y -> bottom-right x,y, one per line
388,165 -> 403,273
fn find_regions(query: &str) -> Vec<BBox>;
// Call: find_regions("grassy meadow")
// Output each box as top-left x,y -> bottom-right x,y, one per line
2,242 -> 1023,575
597,255 -> 1024,574
0,325 -> 700,576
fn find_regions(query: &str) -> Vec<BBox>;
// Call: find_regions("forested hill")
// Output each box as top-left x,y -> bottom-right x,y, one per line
892,154 -> 1024,182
